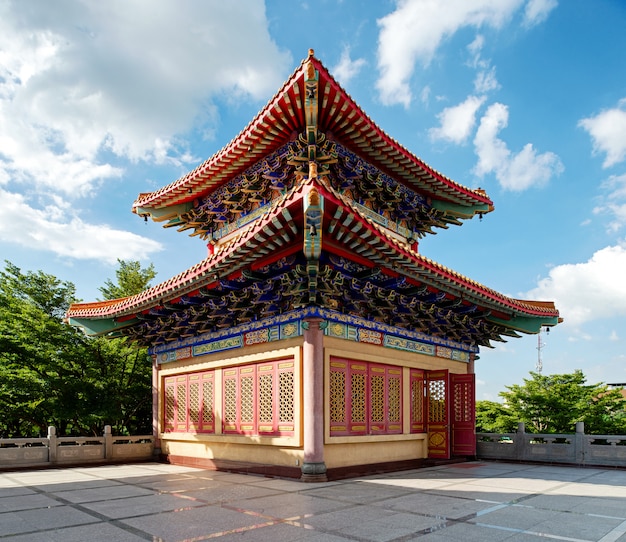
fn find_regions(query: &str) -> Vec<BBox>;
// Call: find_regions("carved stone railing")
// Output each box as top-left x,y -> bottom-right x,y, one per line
477,422 -> 626,467
0,426 -> 154,470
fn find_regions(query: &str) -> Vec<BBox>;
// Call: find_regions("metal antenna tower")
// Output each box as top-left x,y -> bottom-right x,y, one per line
536,328 -> 546,373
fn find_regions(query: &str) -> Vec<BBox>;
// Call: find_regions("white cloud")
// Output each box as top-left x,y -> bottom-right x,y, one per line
523,0 -> 558,27
467,35 -> 486,67
0,189 -> 162,264
0,1 -> 290,194
526,243 -> 626,327
429,96 -> 486,144
376,0 -> 524,107
593,173 -> 626,232
466,34 -> 500,94
610,330 -> 620,341
474,103 -> 512,174
579,99 -> 626,168
474,102 -> 563,190
332,46 -> 367,87
474,67 -> 500,94
0,1 -> 289,263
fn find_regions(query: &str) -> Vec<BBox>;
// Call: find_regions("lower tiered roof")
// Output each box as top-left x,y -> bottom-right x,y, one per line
67,172 -> 559,349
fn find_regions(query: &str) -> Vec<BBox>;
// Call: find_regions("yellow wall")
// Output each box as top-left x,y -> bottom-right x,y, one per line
324,437 -> 427,468
156,334 -> 472,469
162,436 -> 304,468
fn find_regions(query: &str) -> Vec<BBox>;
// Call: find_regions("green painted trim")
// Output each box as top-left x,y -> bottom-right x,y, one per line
431,200 -> 491,219
135,202 -> 193,222
68,317 -> 138,336
487,314 -> 559,334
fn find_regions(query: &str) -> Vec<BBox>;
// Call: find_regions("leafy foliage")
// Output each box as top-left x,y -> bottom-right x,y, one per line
0,260 -> 155,438
475,400 -> 517,433
477,370 -> 626,434
98,258 -> 156,301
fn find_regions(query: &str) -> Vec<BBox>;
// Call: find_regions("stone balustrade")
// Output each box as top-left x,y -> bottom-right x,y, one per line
0,426 -> 154,470
477,422 -> 626,467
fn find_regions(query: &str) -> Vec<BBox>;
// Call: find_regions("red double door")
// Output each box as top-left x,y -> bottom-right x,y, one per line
425,370 -> 476,459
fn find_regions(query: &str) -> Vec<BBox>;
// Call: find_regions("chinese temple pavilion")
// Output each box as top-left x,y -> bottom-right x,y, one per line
67,50 -> 560,481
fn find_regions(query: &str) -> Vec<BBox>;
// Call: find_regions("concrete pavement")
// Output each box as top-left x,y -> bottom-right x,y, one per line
1,461 -> 625,541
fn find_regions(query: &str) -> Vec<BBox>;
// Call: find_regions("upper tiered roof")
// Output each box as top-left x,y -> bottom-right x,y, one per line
133,50 -> 493,238
67,50 -> 559,348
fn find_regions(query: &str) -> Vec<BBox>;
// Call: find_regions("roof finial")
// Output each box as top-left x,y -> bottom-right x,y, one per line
308,48 -> 314,58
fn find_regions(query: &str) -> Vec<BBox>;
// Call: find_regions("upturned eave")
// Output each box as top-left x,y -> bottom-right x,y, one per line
132,50 -> 493,222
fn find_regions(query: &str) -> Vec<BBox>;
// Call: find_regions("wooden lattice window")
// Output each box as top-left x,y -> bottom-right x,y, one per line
222,359 -> 295,437
410,369 -> 425,433
163,371 -> 215,434
428,377 -> 447,423
329,358 -> 402,436
453,378 -> 473,423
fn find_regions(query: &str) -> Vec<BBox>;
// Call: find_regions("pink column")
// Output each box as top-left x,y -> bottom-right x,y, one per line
152,355 -> 161,455
468,353 -> 475,374
301,318 -> 327,482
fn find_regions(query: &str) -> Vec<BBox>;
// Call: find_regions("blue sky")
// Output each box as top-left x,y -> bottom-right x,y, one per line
1,0 -> 626,400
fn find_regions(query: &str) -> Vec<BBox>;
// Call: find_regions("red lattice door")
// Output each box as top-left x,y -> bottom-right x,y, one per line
451,373 -> 476,456
426,370 -> 450,459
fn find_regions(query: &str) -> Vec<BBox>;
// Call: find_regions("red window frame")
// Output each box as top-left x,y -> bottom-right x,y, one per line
222,359 -> 295,437
410,368 -> 426,433
163,370 -> 215,434
329,357 -> 403,436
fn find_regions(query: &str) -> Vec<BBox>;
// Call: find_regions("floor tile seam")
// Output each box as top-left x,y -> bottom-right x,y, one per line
472,521 -> 594,542
0,519 -> 105,541
19,483 -> 227,523
0,491 -> 37,499
279,517 -> 382,542
0,487 -> 242,510
506,488 -> 626,519
510,502 -> 626,522
240,495 -> 496,526
420,487 -> 520,504
471,494 -> 626,523
125,479 -> 258,496
305,492 -> 420,509
488,467 -> 608,482
286,513 -> 462,541
0,484 -> 154,541
294,497 -> 610,542
360,479 -> 488,490
597,519 -> 626,542
165,518 -> 292,541
216,498 -> 458,538
94,518 -> 156,541
0,503 -> 66,515
161,506 -> 368,542
219,499 -> 358,522
386,518 -> 465,542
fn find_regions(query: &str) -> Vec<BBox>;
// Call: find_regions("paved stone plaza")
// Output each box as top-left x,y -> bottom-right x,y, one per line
1,461 -> 625,541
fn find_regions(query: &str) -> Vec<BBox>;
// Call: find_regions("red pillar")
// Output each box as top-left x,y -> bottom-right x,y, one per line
301,318 -> 327,482
152,355 -> 161,455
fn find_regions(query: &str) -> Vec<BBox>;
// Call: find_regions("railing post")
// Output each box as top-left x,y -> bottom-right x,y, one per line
575,421 -> 585,465
515,422 -> 526,460
47,426 -> 57,464
104,425 -> 112,459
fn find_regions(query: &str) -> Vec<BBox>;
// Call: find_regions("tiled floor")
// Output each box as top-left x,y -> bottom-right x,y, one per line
1,461 -> 625,541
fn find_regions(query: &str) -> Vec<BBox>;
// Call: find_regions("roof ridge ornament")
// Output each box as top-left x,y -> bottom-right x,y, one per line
304,53 -> 318,163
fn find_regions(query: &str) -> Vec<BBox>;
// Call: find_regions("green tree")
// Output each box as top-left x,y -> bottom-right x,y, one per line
475,400 -> 516,433
494,370 -> 626,434
0,261 -> 87,436
0,260 -> 155,438
99,259 -> 156,300
93,258 -> 157,435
